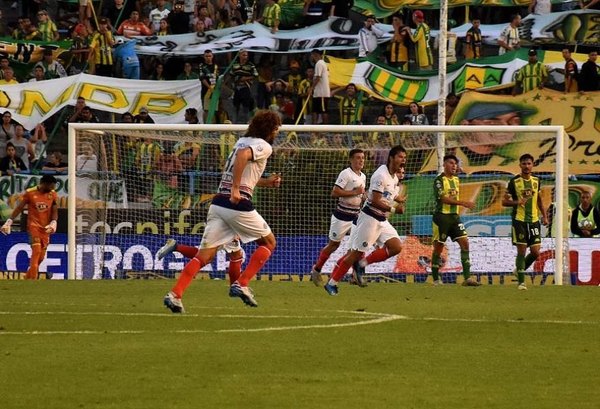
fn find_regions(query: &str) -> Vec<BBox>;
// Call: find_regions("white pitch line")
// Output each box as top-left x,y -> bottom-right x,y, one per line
0,312 -> 597,336
0,311 -> 371,320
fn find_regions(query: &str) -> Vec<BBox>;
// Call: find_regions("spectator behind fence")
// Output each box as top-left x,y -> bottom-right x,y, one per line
405,101 -> 429,125
1,111 -> 16,156
231,49 -> 258,123
117,10 -> 153,38
358,15 -> 384,58
407,10 -> 433,70
0,67 -> 18,84
498,14 -> 521,55
8,124 -> 34,170
0,142 -> 27,175
562,47 -> 579,93
464,19 -> 482,59
69,24 -> 91,75
42,152 -> 68,173
387,13 -> 409,70
149,0 -> 170,32
34,49 -> 67,80
13,16 -> 40,41
134,107 -> 155,123
102,0 -> 135,31
0,56 -> 10,80
29,65 -> 45,82
90,18 -> 115,77
36,9 -> 59,42
310,48 -> 330,124
578,50 -> 600,92
30,123 -> 48,169
169,2 -> 190,34
113,39 -> 140,80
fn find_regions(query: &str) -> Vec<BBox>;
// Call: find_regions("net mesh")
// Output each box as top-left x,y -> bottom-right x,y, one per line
71,125 -> 565,283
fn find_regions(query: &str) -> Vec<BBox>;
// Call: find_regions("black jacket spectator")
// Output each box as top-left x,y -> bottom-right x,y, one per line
578,53 -> 600,92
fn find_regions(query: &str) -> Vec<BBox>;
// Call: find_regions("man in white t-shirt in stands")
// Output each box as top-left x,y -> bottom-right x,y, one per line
309,49 -> 330,124
498,14 -> 521,55
149,0 -> 170,32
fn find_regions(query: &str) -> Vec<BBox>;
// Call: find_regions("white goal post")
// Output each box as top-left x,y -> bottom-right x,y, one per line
68,123 -> 568,284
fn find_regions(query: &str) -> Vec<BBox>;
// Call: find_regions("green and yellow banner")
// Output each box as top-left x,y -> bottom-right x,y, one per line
416,89 -> 600,174
327,48 -> 586,106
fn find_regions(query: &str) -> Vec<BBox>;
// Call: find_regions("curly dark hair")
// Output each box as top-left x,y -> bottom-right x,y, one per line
246,110 -> 281,142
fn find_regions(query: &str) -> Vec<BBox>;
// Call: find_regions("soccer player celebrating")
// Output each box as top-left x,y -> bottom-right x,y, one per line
431,154 -> 480,286
310,149 -> 366,286
1,175 -> 58,280
163,110 -> 282,312
502,153 -> 548,290
323,146 -> 407,296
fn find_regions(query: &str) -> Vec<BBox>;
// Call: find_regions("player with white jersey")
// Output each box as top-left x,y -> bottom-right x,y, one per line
164,110 -> 282,312
324,145 -> 407,296
310,149 -> 366,286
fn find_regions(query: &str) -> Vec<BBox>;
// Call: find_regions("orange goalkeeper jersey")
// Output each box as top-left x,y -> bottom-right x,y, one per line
21,187 -> 58,231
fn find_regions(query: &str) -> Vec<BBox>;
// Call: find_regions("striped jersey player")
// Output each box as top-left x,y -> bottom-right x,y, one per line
502,153 -> 548,290
324,145 -> 407,296
164,110 -> 282,312
310,149 -> 366,286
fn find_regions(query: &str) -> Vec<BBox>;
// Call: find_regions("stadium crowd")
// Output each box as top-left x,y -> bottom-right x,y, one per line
1,0 -> 599,179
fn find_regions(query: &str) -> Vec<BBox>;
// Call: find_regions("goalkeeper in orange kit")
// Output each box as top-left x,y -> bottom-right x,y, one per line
1,175 -> 59,280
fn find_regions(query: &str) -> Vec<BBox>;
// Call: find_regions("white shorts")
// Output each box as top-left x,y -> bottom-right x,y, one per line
223,237 -> 242,253
350,212 -> 399,252
328,215 -> 354,242
200,204 -> 272,249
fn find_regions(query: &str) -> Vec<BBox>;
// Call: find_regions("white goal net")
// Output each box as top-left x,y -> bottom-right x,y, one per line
68,124 -> 568,284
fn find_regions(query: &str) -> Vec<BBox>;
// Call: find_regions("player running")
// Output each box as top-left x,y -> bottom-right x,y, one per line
310,148 -> 366,286
502,153 -> 548,290
324,145 -> 407,296
163,110 -> 282,312
157,238 -> 245,286
1,175 -> 59,280
431,154 -> 480,286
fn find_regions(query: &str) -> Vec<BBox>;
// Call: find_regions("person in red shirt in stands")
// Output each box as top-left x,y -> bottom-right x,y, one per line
117,10 -> 152,38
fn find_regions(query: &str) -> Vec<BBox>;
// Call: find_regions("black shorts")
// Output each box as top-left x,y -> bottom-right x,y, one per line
432,213 -> 467,243
512,220 -> 542,247
312,97 -> 329,114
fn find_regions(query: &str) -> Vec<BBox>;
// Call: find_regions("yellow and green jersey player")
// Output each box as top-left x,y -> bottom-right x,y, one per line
431,154 -> 480,286
502,153 -> 548,290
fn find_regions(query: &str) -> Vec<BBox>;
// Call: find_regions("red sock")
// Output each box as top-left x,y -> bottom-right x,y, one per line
172,257 -> 204,298
314,249 -> 332,271
237,246 -> 272,287
365,248 -> 389,265
227,256 -> 243,284
176,244 -> 198,259
331,256 -> 352,282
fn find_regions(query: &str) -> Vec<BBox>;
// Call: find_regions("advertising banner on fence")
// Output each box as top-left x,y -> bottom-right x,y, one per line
0,74 -> 202,130
2,233 -> 599,285
0,174 -> 127,214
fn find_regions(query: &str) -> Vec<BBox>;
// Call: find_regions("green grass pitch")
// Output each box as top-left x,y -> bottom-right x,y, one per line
0,280 -> 598,409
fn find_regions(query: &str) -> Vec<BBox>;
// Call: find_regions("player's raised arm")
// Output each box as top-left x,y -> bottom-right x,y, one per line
229,147 -> 253,204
